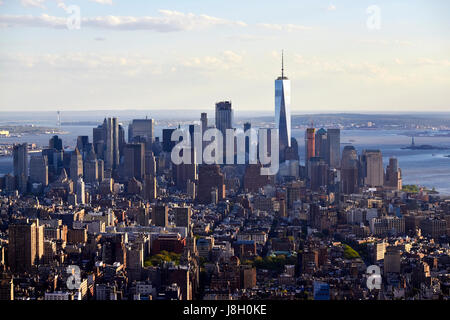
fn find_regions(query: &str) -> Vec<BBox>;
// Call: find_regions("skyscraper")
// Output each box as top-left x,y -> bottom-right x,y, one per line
49,135 -> 63,151
143,175 -> 157,201
70,147 -> 83,181
84,145 -> 98,183
305,128 -> 316,162
13,143 -> 28,193
197,165 -> 225,204
76,177 -> 86,205
327,129 -> 340,169
315,128 -> 328,162
215,101 -> 233,136
275,51 -> 291,157
175,206 -> 192,230
29,154 -> 48,187
162,128 -> 176,153
145,151 -> 156,177
341,146 -> 359,194
385,157 -> 402,190
128,118 -> 155,150
122,143 -> 145,181
201,113 -> 208,134
308,157 -> 329,192
94,118 -> 120,171
76,136 -> 89,157
107,118 -> 120,171
361,149 -> 384,187
8,219 -> 44,273
152,204 -> 169,227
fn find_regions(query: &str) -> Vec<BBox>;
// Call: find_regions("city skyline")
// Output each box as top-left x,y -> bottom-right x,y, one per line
0,1 -> 449,306
0,0 -> 449,112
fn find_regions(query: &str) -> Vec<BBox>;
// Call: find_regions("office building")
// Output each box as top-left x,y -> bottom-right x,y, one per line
361,149 -> 384,187
197,165 -> 225,204
175,207 -> 192,230
341,146 -> 359,194
275,51 -> 291,156
93,118 -> 120,171
13,143 -> 28,193
49,135 -> 63,151
315,128 -> 328,163
201,113 -> 208,134
215,101 -> 233,136
128,118 -> 155,149
308,157 -> 329,192
76,136 -> 89,157
76,177 -> 86,205
8,219 -> 44,273
70,147 -> 83,181
84,145 -> 98,183
305,128 -> 316,163
327,129 -> 340,168
29,154 -> 48,187
152,205 -> 168,227
143,175 -> 157,201
370,216 -> 405,236
122,143 -> 145,181
384,247 -> 401,274
243,163 -> 271,193
384,157 -> 402,190
420,218 -> 447,238
162,128 -> 176,153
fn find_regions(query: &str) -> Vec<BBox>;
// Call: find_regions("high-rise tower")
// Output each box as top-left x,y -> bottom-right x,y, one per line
93,118 -> 120,171
360,149 -> 384,187
215,101 -> 233,136
13,143 -> 28,193
275,50 -> 291,157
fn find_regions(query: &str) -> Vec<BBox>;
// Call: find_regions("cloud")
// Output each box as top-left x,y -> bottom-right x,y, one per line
0,10 -> 247,32
20,0 -> 46,8
0,51 -> 247,77
181,51 -> 244,72
89,0 -> 113,4
0,14 -> 67,28
1,52 -> 153,69
292,54 -> 418,83
257,23 -> 312,32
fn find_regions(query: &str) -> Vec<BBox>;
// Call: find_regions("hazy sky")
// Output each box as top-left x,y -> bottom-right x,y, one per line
0,0 -> 449,113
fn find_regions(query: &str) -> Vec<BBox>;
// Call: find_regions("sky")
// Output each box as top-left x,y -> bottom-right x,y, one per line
0,0 -> 449,113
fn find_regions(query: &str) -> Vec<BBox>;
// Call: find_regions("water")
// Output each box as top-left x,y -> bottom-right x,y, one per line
1,127 -> 449,195
293,129 -> 450,195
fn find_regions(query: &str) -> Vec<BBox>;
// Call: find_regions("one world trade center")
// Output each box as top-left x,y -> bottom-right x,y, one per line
275,51 -> 291,160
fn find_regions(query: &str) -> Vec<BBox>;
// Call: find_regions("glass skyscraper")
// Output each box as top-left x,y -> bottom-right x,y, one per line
215,101 -> 233,136
275,52 -> 291,154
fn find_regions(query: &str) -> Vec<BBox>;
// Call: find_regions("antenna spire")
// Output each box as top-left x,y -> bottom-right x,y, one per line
281,50 -> 284,78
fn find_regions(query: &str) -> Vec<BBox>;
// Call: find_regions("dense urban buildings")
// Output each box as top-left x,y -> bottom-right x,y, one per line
0,61 -> 448,303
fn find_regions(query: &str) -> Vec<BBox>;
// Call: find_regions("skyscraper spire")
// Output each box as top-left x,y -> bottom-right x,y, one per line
275,49 -> 291,157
